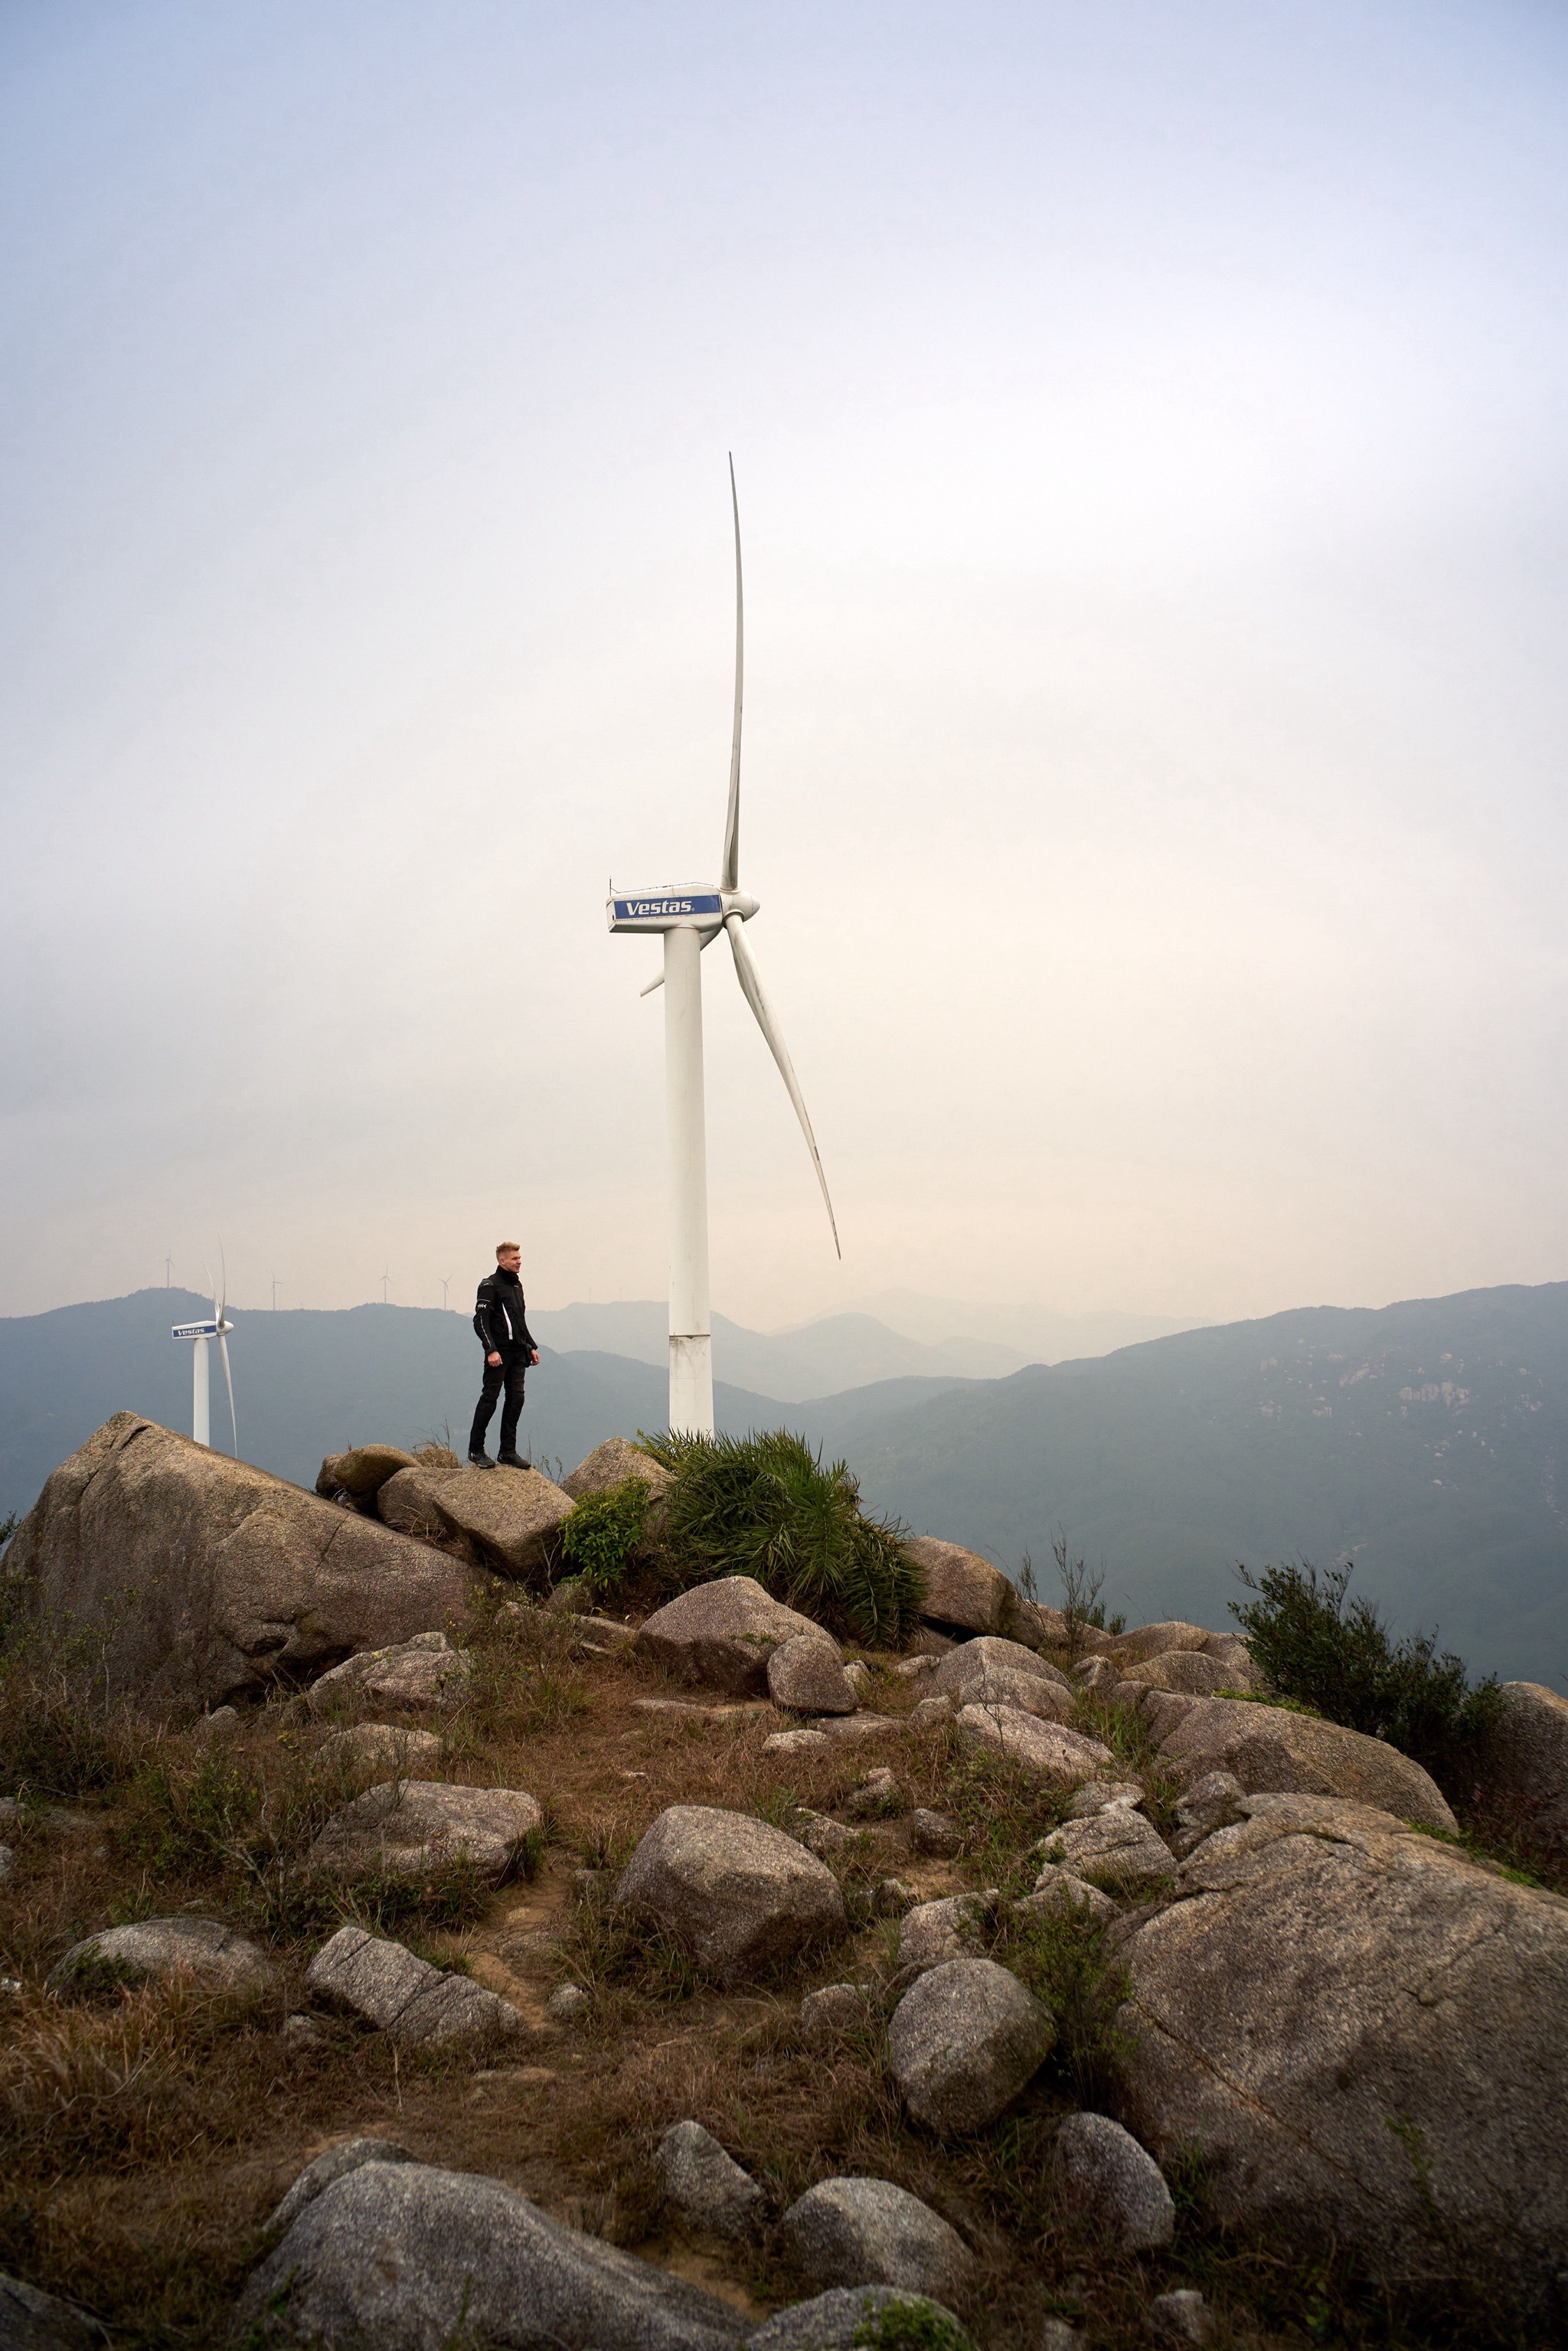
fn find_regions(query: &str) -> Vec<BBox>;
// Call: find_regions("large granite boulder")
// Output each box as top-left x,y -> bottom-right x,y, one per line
47,1915 -> 280,1998
1116,1791 -> 1568,2297
767,1633 -> 858,1716
1152,1697 -> 1455,1833
902,1537 -> 1017,1636
781,2176 -> 973,2300
316,1446 -> 415,1500
560,1438 -> 672,1515
636,1577 -> 826,1697
957,1706 -> 1116,1787
931,1638 -> 1073,1721
1,1415 -> 482,1713
374,1465 -> 462,1544
1485,1682 -> 1568,1849
233,2159 -> 743,2349
403,1463 -> 574,1576
887,1957 -> 1054,2134
1119,1651 -> 1259,1698
309,1781 -> 542,1879
616,1805 -> 846,1984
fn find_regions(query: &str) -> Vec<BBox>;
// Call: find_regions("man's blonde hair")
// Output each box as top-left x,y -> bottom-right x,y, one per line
495,1241 -> 521,1259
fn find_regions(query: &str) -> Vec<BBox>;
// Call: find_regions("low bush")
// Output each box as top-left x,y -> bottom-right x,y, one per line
640,1429 -> 923,1647
559,1478 -> 652,1601
1231,1560 -> 1504,1791
990,1900 -> 1131,2105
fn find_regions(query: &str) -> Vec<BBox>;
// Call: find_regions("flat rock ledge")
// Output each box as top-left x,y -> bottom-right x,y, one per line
305,1925 -> 524,2049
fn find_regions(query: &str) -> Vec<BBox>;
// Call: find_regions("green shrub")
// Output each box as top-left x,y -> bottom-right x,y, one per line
559,1478 -> 652,1600
991,1899 -> 1131,2104
1231,1560 -> 1503,1791
640,1429 -> 924,1647
853,2297 -> 975,2351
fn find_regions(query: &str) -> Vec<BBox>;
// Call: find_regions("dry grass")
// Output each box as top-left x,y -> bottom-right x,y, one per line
0,1612 -> 1551,2349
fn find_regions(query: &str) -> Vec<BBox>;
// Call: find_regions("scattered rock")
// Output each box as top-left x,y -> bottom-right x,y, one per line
887,1956 -> 1054,2134
320,1722 -> 446,1775
800,1984 -> 874,2041
908,1808 -> 963,1857
845,1767 -> 899,1815
844,1661 -> 873,1697
0,2271 -> 106,2351
1065,1780 -> 1146,1818
898,1895 -> 995,1974
560,1438 -> 672,1514
768,1633 -> 858,1716
1170,1770 -> 1246,1857
782,2176 -> 974,2300
790,1807 -> 855,1858
546,1984 -> 591,2022
1110,1621 -> 1211,1664
0,1847 -> 13,1885
374,1464 -> 463,1543
566,1616 -> 637,1657
874,1879 -> 916,1915
1487,1681 -> 1568,1850
47,1915 -> 280,1999
1036,1811 -> 1174,1894
422,1464 -> 576,1576
266,2137 -> 418,2236
655,2120 -> 765,2240
909,1695 -> 956,1730
315,1445 -> 417,1500
635,1696 -> 770,1722
1074,1656 -> 1121,1691
1145,2289 -> 1214,2346
616,1805 -> 846,1984
903,1537 -> 1019,1635
1015,1869 -> 1119,1927
305,1925 -> 524,2049
763,1729 -> 832,1758
931,1637 -> 1072,1708
280,2012 -> 329,2050
309,1781 -> 542,1879
637,1577 -> 828,1697
1053,2111 -> 1174,2251
893,1655 -> 939,1681
196,1703 -> 240,1737
1040,2323 -> 1086,2351
234,2158 -> 743,2351
2,1413 -> 482,1713
1155,1697 -> 1457,1832
1116,1790 -> 1568,2293
818,1713 -> 900,1745
305,1631 -> 472,1715
958,1706 -> 1116,1787
746,2287 -> 966,2351
1120,1651 -> 1258,1699
542,1578 -> 590,1615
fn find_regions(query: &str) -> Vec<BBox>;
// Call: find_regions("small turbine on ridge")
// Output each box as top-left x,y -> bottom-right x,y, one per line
607,458 -> 839,1436
172,1253 -> 237,1452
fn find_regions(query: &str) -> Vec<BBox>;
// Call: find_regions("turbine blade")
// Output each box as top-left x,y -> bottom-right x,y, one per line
218,1333 -> 237,1454
724,914 -> 840,1257
720,454 -> 743,893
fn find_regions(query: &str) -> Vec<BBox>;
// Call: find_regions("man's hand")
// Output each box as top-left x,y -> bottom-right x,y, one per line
487,1351 -> 501,1367
530,1350 -> 540,1367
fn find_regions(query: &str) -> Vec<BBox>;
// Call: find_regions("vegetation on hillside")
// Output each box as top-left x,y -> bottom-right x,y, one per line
636,1429 -> 925,1647
1231,1559 -> 1504,1792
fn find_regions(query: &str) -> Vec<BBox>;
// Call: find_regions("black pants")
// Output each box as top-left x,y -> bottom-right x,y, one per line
469,1350 -> 527,1458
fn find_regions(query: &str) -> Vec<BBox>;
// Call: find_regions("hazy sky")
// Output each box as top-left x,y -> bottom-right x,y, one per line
5,2 -> 1566,1331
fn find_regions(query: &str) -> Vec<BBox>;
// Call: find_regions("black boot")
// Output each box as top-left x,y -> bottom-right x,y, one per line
468,1448 -> 497,1470
497,1448 -> 531,1471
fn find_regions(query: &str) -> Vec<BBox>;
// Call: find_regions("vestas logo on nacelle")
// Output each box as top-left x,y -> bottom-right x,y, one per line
609,893 -> 723,924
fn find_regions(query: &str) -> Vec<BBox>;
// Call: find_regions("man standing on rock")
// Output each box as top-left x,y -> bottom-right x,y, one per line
469,1242 -> 540,1470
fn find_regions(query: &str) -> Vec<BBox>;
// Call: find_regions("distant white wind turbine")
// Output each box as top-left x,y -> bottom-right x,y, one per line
172,1259 -> 237,1452
607,458 -> 840,1436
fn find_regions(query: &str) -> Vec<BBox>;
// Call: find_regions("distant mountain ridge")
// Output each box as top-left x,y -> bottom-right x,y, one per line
528,1301 -> 1031,1394
4,1280 -> 1566,1682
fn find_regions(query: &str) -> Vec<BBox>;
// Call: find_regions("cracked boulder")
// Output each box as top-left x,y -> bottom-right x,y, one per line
957,1706 -> 1116,1788
1,1414 -> 482,1712
305,1926 -> 524,2048
309,1781 -> 542,1879
1115,1791 -> 1568,2299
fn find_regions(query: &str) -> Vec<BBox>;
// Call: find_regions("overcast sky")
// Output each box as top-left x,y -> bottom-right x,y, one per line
4,2 -> 1566,1332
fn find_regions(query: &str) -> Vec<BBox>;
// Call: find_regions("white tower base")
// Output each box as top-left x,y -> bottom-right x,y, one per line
664,925 -> 714,1435
192,1335 -> 210,1448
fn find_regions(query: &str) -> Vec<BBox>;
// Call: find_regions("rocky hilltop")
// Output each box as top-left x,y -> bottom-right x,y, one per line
1,1415 -> 1566,2349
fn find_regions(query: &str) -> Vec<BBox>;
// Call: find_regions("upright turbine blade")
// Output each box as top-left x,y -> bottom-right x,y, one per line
720,455 -> 743,893
218,1332 -> 237,1455
724,915 -> 840,1257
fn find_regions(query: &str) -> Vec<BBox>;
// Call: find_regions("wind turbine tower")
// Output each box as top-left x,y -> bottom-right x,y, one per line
172,1268 -> 237,1452
607,459 -> 839,1436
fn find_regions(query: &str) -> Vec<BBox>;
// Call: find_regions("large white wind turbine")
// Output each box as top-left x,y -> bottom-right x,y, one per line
172,1262 -> 237,1452
608,459 -> 840,1436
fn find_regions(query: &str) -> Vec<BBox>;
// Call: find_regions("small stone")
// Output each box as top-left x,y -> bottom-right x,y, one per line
1074,1656 -> 1121,1691
1145,2289 -> 1214,2345
0,1847 -> 13,1885
280,2012 -> 330,2049
266,2137 -> 417,2236
763,1729 -> 832,1758
908,1808 -> 963,1857
1036,1811 -> 1175,1894
887,1957 -> 1054,2134
1054,2111 -> 1174,2251
1065,1780 -> 1145,1819
800,1984 -> 874,2042
1041,2324 -> 1086,2351
196,1704 -> 240,1737
897,1894 -> 995,1974
746,2287 -> 965,2351
768,1633 -> 858,1716
656,2119 -> 765,2240
792,1809 -> 854,1857
893,1656 -> 939,1681
1014,1869 -> 1119,1928
544,1578 -> 591,1615
844,1661 -> 873,1696
909,1696 -> 956,1730
546,1983 -> 592,2022
818,1713 -> 900,1745
845,1768 -> 899,1816
874,1879 -> 916,1916
1170,1769 -> 1246,1856
567,1616 -> 638,1657
320,1722 -> 446,1775
309,1780 -> 542,1879
782,2176 -> 974,2300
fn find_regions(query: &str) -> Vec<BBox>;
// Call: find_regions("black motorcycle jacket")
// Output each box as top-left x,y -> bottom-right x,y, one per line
473,1267 -> 537,1357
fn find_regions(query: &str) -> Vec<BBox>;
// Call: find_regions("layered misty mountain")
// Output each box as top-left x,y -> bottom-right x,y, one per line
3,1282 -> 1566,1682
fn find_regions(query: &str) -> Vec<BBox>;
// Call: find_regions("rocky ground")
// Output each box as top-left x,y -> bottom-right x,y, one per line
2,1423 -> 1567,2351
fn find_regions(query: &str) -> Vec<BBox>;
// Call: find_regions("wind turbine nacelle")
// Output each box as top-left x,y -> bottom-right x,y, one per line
172,1318 -> 232,1339
607,889 -> 756,934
